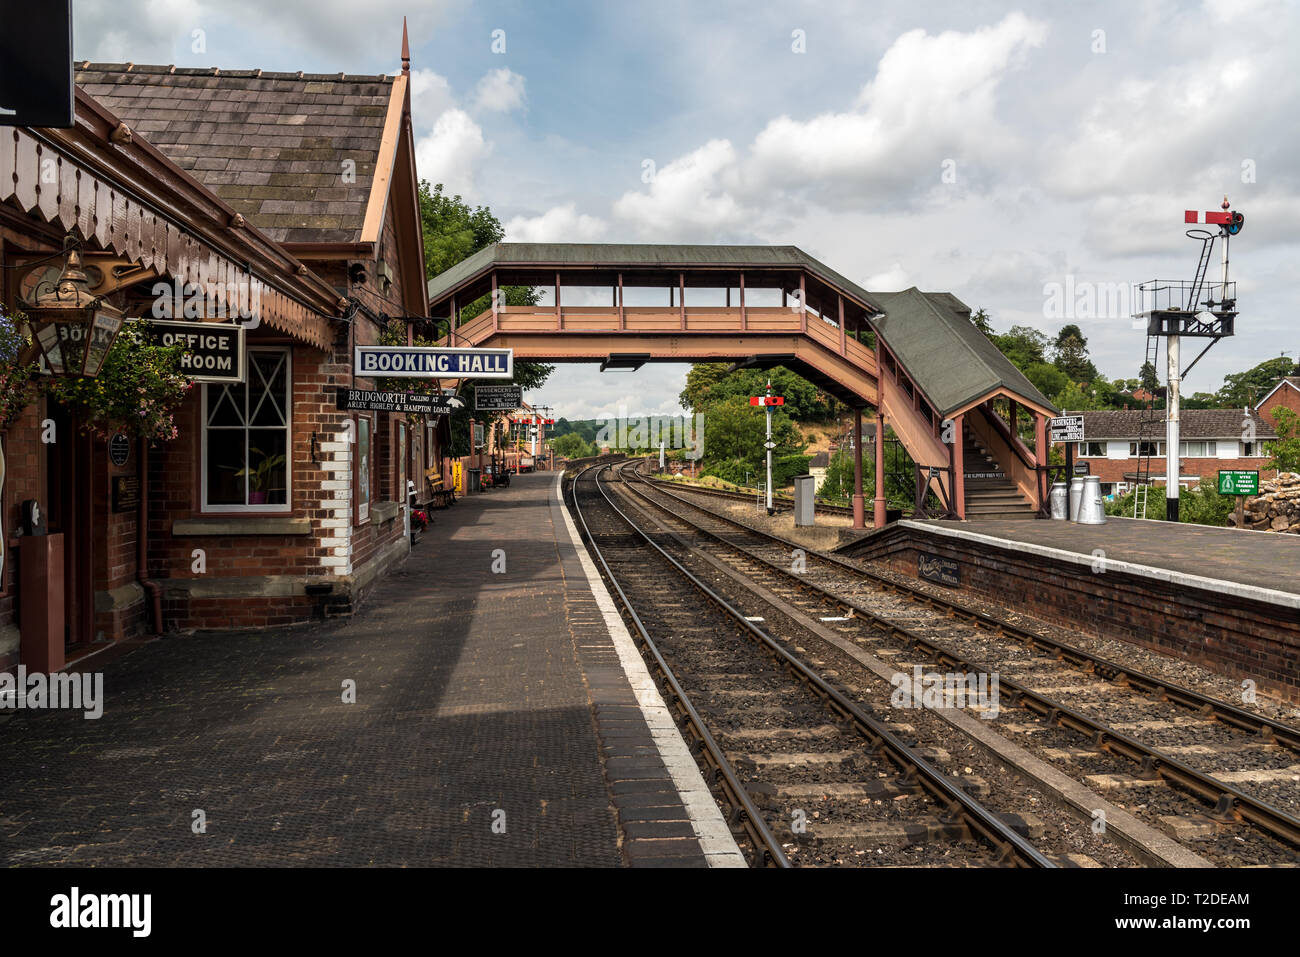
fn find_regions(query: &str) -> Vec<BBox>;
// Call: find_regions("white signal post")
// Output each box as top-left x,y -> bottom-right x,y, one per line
765,381 -> 774,514
750,384 -> 784,513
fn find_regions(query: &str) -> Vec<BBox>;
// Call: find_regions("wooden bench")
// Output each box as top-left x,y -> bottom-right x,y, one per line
426,469 -> 456,509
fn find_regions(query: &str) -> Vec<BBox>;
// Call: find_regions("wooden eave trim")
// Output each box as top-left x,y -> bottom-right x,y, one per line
360,72 -> 407,246
394,81 -> 429,317
946,388 -> 1057,421
283,242 -> 377,261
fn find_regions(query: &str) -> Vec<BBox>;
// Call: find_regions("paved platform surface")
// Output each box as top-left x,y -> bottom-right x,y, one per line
925,516 -> 1300,599
0,472 -> 733,867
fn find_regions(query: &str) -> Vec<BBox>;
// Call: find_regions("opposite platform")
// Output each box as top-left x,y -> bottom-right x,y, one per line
844,516 -> 1300,702
0,472 -> 742,867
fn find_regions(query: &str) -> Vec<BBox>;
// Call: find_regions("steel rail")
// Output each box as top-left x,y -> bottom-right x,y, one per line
616,462 -> 1300,850
631,460 -> 1300,752
586,465 -> 1054,868
569,465 -> 790,868
646,473 -> 853,516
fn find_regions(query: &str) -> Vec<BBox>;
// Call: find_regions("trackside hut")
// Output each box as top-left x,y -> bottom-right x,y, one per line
0,40 -> 436,669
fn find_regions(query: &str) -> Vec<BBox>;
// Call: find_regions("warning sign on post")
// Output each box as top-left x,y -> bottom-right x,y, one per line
1049,415 -> 1084,442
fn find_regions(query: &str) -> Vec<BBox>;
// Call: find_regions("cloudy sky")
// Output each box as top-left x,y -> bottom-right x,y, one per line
75,0 -> 1300,420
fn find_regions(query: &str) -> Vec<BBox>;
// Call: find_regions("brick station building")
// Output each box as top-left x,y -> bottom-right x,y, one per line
1062,408 -> 1276,496
1,36 -> 451,670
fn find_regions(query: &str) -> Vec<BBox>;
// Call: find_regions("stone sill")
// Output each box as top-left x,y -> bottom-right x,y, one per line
371,501 -> 400,524
172,517 -> 312,537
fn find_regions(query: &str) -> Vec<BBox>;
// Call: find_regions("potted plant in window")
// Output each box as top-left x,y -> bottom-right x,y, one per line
231,446 -> 285,505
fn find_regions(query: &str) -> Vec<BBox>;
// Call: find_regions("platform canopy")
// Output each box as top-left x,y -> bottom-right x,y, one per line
868,288 -> 1057,418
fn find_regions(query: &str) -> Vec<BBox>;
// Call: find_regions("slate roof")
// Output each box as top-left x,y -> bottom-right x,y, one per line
426,243 -> 878,310
867,287 -> 1057,417
1073,409 -> 1277,440
76,63 -> 396,243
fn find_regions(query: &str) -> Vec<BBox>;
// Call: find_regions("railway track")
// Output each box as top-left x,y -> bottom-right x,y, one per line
569,464 -> 1055,868
647,473 -> 855,516
610,459 -> 1300,866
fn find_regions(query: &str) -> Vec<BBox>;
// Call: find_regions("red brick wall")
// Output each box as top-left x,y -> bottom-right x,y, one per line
1258,384 -> 1300,421
0,400 -> 49,671
1075,455 -> 1274,487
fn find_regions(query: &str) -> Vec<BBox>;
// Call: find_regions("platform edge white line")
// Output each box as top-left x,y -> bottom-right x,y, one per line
555,473 -> 747,867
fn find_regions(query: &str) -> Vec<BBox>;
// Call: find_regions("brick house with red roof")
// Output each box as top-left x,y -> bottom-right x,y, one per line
1059,408 -> 1276,496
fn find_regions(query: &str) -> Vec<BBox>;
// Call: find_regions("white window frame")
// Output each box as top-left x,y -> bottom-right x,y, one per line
1079,441 -> 1107,457
200,347 -> 293,513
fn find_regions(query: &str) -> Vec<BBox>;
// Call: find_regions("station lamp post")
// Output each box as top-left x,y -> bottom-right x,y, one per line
22,245 -> 125,377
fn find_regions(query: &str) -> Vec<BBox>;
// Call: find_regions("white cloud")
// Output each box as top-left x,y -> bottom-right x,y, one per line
612,139 -> 747,238
415,109 -> 489,195
408,68 -> 456,129
863,263 -> 911,291
473,68 -> 527,113
505,204 -> 607,242
74,0 -> 202,61
744,13 -> 1047,202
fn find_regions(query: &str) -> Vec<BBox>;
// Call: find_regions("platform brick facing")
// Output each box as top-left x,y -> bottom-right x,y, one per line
855,526 -> 1300,703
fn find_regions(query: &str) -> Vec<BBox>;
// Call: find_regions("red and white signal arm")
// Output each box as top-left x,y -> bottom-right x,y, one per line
749,396 -> 785,406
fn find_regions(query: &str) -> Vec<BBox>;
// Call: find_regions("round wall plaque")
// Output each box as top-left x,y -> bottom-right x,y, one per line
109,432 -> 131,468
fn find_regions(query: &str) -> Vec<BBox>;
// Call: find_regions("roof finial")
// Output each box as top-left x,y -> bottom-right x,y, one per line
401,16 -> 410,74
1222,194 -> 1230,210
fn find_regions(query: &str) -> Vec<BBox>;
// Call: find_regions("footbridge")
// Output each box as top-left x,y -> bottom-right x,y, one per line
427,243 -> 1057,526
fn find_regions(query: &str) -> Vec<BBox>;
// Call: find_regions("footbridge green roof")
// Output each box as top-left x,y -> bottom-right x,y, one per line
867,288 -> 1058,418
426,242 -> 878,310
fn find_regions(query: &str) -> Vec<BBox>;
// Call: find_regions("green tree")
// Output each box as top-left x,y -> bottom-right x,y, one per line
552,432 -> 595,459
969,307 -> 993,335
1052,380 -> 1104,412
1267,407 -> 1300,473
698,395 -> 804,481
1216,356 -> 1295,408
990,325 -> 1049,371
679,363 -> 830,421
1024,362 -> 1069,400
1139,360 -> 1160,394
1052,324 -> 1099,383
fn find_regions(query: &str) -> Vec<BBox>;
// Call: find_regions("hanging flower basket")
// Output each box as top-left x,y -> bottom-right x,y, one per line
43,320 -> 191,442
0,304 -> 42,431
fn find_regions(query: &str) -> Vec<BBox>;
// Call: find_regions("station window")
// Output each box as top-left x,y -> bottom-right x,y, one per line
355,414 -> 373,524
1181,441 -> 1215,457
202,348 -> 291,511
1242,441 -> 1258,456
1079,441 -> 1107,456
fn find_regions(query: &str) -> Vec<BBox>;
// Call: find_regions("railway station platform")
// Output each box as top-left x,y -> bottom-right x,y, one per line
0,473 -> 742,867
842,517 -> 1300,703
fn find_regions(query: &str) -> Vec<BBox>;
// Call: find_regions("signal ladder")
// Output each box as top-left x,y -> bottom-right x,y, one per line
1132,333 -> 1161,519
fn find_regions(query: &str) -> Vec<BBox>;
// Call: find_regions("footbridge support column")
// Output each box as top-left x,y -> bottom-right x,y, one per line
852,406 -> 865,529
873,411 -> 886,528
